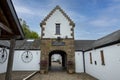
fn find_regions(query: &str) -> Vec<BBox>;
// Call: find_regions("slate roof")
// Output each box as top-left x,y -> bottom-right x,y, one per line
75,40 -> 95,51
0,30 -> 120,51
75,30 -> 120,51
15,39 -> 41,50
0,40 -> 10,48
91,30 -> 120,49
77,30 -> 120,51
0,39 -> 40,50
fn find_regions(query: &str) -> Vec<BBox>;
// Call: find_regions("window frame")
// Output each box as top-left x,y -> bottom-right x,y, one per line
100,50 -> 105,65
89,52 -> 92,64
55,23 -> 60,35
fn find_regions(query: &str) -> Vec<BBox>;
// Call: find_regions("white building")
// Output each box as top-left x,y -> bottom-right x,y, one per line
84,30 -> 120,80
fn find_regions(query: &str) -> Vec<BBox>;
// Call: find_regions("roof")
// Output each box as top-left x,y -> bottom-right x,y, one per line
75,40 -> 95,51
15,39 -> 41,50
40,5 -> 75,27
75,30 -> 120,51
0,40 -> 10,48
0,0 -> 24,39
0,39 -> 40,50
91,30 -> 120,49
0,30 -> 120,51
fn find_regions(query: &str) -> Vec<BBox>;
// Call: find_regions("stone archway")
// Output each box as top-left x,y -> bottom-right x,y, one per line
49,50 -> 67,71
40,39 -> 75,73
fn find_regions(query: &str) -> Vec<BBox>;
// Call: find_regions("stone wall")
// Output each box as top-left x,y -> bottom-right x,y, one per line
40,38 -> 75,73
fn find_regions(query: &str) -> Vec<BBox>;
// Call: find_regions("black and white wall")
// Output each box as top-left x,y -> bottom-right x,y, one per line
0,49 -> 41,73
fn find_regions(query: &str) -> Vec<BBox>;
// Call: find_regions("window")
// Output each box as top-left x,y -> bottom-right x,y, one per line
89,52 -> 92,64
94,61 -> 97,65
100,50 -> 105,65
55,24 -> 60,35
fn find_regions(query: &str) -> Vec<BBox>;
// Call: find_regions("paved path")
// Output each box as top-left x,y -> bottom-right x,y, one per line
29,62 -> 98,80
29,71 -> 98,80
0,71 -> 33,80
0,62 -> 98,80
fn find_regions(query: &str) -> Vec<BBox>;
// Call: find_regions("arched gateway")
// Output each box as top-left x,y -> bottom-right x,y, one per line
40,6 -> 75,73
49,50 -> 67,70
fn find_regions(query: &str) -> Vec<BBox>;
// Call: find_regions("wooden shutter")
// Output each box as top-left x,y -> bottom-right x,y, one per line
100,50 -> 105,65
89,52 -> 92,64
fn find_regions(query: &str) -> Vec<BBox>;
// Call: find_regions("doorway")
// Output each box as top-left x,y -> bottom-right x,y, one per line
49,50 -> 67,71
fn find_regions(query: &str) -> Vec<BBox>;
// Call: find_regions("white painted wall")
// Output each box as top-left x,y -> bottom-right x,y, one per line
13,50 -> 41,71
0,48 -> 9,73
75,51 -> 84,73
0,49 -> 41,73
43,9 -> 73,38
85,43 -> 120,80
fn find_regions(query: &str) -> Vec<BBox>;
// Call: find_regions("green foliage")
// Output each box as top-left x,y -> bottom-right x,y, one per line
20,18 -> 39,39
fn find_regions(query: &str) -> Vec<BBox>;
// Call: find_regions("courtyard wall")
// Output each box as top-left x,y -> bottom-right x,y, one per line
84,43 -> 120,80
0,50 -> 41,73
13,50 -> 41,71
75,51 -> 84,73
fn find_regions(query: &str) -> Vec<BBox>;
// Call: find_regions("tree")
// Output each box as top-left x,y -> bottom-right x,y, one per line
19,18 -> 39,39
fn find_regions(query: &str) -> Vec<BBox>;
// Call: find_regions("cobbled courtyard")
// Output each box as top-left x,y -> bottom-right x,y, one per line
29,71 -> 98,80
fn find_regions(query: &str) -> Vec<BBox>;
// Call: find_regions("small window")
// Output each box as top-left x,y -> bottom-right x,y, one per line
94,61 -> 97,65
55,24 -> 60,35
89,52 -> 92,64
100,50 -> 105,65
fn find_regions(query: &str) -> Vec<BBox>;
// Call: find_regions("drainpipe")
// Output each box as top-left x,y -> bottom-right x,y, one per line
82,51 -> 86,73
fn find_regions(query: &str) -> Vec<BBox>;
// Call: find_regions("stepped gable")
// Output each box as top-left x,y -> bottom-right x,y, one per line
40,5 -> 75,27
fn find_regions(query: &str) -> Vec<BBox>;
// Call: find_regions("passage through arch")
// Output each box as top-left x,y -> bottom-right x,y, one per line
49,50 -> 67,71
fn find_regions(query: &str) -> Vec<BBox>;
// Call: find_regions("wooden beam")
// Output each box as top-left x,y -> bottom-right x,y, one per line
5,38 -> 16,80
0,22 -> 13,34
0,6 -> 10,27
0,35 -> 22,40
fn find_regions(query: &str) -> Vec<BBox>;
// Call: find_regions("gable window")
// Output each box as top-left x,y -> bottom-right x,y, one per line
100,50 -> 105,65
89,52 -> 92,64
55,23 -> 60,35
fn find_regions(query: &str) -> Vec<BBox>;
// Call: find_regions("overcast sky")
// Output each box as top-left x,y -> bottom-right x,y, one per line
12,0 -> 120,40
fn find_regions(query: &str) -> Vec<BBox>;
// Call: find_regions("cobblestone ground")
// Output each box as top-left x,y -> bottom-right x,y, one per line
29,62 -> 98,80
29,71 -> 98,80
0,71 -> 33,80
0,62 -> 98,80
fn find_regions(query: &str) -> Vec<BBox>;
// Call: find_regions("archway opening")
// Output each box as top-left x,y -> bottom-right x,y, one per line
49,50 -> 67,71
